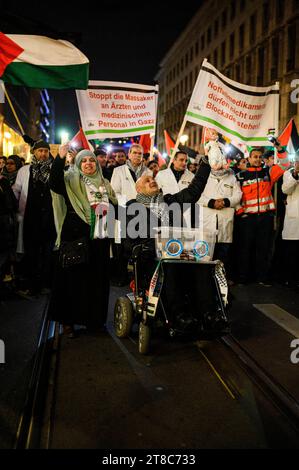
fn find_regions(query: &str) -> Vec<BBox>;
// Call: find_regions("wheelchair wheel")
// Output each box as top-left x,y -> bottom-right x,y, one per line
114,297 -> 133,338
139,322 -> 150,354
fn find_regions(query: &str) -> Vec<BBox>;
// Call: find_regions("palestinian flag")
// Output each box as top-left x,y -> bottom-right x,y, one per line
278,118 -> 299,155
164,130 -> 175,156
0,32 -> 89,89
69,127 -> 93,151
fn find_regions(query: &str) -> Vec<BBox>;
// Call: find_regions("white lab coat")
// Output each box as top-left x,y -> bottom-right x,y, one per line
282,169 -> 299,240
12,165 -> 31,253
111,164 -> 151,205
198,171 -> 242,243
155,168 -> 195,227
155,168 -> 194,195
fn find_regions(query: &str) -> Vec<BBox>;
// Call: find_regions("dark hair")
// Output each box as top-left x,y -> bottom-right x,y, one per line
0,156 -> 7,162
148,160 -> 158,168
174,151 -> 187,159
7,154 -> 23,170
249,147 -> 264,157
263,150 -> 274,159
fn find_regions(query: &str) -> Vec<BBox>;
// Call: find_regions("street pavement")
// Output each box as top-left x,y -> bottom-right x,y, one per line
1,281 -> 299,449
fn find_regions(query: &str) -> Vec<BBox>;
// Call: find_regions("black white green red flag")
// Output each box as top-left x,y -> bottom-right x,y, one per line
0,32 -> 89,89
278,118 -> 299,158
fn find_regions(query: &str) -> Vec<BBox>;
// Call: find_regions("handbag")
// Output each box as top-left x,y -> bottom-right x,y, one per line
59,237 -> 89,269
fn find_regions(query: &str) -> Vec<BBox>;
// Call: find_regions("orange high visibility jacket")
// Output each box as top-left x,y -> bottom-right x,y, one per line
236,166 -> 276,215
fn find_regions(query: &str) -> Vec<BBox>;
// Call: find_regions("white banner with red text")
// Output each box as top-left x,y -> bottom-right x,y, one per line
185,60 -> 279,145
76,80 -> 159,140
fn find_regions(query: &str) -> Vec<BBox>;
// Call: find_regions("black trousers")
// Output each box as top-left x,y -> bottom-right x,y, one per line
237,212 -> 274,283
21,239 -> 55,291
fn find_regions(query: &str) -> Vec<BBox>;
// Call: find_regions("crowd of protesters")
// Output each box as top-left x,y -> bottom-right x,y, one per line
1,132 -> 299,337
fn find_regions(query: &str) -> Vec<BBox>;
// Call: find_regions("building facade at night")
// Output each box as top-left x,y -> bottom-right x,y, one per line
155,0 -> 299,153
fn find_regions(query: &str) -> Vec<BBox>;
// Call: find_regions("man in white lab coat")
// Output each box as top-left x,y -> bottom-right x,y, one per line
281,158 -> 299,286
155,151 -> 194,195
198,165 -> 242,275
155,151 -> 195,227
111,143 -> 151,206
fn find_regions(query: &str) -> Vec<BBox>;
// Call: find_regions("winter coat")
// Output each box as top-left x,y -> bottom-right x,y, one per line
155,168 -> 194,195
12,165 -> 30,253
111,164 -> 151,206
198,171 -> 242,243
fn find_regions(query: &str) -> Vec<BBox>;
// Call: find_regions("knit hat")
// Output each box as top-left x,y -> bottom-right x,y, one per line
32,139 -> 50,152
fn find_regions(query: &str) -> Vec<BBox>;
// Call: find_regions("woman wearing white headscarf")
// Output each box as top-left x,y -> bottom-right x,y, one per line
49,145 -> 117,336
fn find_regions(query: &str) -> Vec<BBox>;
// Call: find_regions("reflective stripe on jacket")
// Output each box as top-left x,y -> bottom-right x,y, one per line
236,166 -> 276,215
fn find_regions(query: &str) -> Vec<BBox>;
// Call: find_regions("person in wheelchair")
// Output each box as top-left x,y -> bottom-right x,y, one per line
115,156 -> 229,351
123,155 -> 211,261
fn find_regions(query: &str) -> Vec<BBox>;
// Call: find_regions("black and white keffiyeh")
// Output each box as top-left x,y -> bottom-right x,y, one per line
31,155 -> 52,184
136,192 -> 170,226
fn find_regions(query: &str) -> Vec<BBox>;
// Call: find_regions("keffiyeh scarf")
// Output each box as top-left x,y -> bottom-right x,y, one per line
136,192 -> 170,226
31,155 -> 52,183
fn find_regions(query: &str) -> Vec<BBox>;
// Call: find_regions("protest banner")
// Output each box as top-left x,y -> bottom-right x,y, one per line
169,59 -> 280,166
76,81 -> 159,143
186,59 -> 279,145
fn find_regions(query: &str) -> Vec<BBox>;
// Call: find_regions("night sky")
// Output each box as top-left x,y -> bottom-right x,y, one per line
6,1 -> 202,141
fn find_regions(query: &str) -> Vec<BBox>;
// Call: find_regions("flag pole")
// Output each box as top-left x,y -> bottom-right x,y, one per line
273,81 -> 280,165
1,83 -> 25,135
149,133 -> 155,160
167,116 -> 187,168
149,84 -> 159,160
273,81 -> 280,232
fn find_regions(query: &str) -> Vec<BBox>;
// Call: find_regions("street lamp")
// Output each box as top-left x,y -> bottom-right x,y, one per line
60,130 -> 69,144
180,134 -> 189,145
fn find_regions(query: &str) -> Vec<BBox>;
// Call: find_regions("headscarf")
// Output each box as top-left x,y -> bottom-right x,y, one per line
65,150 -> 117,221
52,150 -> 117,245
2,155 -> 23,186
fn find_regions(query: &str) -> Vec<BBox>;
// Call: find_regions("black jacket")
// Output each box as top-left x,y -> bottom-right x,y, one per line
122,158 -> 210,255
0,176 -> 18,251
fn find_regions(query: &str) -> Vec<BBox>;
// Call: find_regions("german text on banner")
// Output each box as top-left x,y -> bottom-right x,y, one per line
185,60 -> 279,145
76,81 -> 159,140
